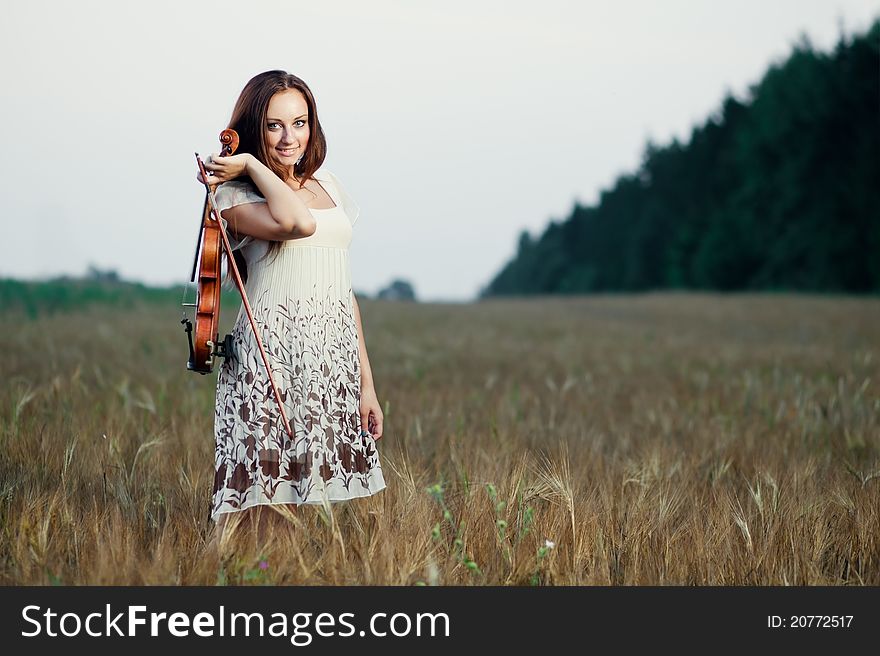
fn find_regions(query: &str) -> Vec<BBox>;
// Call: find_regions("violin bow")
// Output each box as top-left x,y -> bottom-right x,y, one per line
195,151 -> 295,441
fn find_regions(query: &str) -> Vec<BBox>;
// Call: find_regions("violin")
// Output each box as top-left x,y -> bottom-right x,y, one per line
181,129 -> 294,438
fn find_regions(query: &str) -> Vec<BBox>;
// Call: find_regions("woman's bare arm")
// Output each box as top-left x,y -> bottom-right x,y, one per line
352,291 -> 383,439
200,152 -> 317,240
242,155 -> 315,235
352,292 -> 376,393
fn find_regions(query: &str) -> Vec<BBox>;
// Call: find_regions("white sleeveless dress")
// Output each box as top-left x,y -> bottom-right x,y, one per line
208,168 -> 386,522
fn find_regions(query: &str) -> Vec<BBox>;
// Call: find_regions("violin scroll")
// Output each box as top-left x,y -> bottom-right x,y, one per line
219,129 -> 239,156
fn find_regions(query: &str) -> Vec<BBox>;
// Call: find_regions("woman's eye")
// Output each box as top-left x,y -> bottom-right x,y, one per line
267,121 -> 306,129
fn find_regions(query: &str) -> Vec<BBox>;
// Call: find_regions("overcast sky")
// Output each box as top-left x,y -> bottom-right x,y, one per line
2,0 -> 877,302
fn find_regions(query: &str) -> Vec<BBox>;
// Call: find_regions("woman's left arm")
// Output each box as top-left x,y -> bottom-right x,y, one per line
352,292 -> 383,440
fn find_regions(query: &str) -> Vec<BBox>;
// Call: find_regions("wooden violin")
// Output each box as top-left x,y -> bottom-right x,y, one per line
181,129 -> 294,438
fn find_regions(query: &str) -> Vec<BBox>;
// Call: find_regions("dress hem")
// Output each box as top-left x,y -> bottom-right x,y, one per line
210,482 -> 387,523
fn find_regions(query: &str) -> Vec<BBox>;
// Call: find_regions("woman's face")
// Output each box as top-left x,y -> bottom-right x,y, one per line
265,88 -> 310,172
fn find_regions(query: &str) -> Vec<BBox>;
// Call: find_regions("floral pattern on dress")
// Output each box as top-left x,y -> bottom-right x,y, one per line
210,285 -> 386,521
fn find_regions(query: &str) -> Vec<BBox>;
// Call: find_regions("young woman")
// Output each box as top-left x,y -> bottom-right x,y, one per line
198,70 -> 386,540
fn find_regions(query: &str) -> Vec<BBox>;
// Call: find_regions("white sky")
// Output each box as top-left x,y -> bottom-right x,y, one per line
1,0 -> 877,302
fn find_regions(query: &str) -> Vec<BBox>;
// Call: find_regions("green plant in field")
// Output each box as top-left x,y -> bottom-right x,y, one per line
46,569 -> 63,586
529,539 -> 556,586
457,466 -> 470,496
485,483 -> 511,565
216,555 -> 270,586
513,483 -> 536,547
483,481 -> 539,575
243,556 -> 271,584
426,482 -> 481,576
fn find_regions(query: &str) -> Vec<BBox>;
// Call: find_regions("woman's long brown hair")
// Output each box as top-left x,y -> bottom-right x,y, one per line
223,70 -> 328,285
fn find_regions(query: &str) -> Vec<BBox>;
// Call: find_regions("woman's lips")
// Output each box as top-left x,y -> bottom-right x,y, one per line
277,148 -> 297,157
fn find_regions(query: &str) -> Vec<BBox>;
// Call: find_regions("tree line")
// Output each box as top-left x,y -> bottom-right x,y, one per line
482,19 -> 879,296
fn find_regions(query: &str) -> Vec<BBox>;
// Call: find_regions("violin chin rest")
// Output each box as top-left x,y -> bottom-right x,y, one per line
216,333 -> 237,362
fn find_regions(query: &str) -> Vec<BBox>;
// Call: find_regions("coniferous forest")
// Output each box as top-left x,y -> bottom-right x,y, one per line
481,20 -> 879,297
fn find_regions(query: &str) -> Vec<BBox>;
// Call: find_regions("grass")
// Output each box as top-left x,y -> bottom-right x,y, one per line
0,291 -> 878,584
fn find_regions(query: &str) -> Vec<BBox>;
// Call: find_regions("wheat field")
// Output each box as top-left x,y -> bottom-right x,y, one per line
1,292 -> 878,585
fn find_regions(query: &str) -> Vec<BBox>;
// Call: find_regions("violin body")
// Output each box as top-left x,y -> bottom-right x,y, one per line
189,196 -> 224,373
183,129 -> 239,374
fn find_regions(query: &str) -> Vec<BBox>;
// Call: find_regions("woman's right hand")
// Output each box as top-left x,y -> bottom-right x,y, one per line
196,152 -> 253,185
